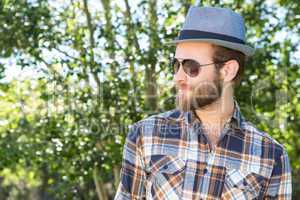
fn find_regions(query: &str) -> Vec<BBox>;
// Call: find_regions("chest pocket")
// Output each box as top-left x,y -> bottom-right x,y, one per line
147,155 -> 186,200
221,168 -> 268,200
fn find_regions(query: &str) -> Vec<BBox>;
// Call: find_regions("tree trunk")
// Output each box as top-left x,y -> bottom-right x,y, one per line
82,0 -> 102,99
113,165 -> 121,190
93,168 -> 109,200
123,0 -> 141,116
146,0 -> 159,112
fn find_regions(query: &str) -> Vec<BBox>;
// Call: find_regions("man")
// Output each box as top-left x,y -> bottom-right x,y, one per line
115,6 -> 292,200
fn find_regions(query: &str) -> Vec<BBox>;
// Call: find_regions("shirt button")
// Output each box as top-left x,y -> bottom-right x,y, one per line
203,168 -> 208,174
163,165 -> 168,169
243,180 -> 247,186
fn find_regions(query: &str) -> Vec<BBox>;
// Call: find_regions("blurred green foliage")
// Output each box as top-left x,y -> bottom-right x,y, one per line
0,0 -> 299,199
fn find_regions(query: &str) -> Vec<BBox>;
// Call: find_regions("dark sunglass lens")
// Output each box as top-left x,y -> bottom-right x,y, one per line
183,59 -> 200,77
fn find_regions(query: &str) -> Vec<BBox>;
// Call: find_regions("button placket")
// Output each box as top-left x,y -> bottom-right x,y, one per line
182,125 -> 200,199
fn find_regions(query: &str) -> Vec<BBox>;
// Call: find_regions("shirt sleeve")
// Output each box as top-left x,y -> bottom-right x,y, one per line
114,124 -> 146,200
264,148 -> 292,199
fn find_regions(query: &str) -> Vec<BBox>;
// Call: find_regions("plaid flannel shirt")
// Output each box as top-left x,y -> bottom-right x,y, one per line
115,103 -> 292,200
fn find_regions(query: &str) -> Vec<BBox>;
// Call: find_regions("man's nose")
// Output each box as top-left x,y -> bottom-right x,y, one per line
173,65 -> 187,83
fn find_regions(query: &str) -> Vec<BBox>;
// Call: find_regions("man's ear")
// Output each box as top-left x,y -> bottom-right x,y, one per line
220,60 -> 239,82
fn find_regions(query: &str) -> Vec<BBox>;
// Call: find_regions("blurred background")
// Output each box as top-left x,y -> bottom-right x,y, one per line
0,0 -> 299,199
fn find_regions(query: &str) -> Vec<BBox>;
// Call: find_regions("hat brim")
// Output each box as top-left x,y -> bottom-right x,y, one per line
166,38 -> 255,57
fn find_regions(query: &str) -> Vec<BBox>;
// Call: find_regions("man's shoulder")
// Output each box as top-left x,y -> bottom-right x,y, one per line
241,120 -> 287,155
135,109 -> 183,125
129,109 -> 184,136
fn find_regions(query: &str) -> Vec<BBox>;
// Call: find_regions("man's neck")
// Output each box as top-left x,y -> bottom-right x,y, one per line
194,90 -> 235,133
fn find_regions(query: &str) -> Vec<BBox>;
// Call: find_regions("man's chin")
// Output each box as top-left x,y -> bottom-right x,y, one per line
176,97 -> 219,112
175,97 -> 192,112
193,98 -> 219,109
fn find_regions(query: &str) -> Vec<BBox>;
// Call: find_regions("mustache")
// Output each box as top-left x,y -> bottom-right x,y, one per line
174,81 -> 220,92
174,83 -> 190,91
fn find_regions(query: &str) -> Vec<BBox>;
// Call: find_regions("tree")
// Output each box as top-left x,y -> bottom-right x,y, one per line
0,0 -> 299,199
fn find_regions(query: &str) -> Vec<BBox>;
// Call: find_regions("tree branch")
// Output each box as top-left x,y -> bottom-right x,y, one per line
82,0 -> 102,96
124,0 -> 142,55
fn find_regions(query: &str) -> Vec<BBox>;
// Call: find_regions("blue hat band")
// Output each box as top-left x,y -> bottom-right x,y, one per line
178,30 -> 245,44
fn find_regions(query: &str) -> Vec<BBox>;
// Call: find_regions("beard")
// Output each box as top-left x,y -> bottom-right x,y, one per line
175,74 -> 223,112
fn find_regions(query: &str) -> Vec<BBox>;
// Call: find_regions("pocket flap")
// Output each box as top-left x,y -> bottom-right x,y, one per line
226,167 -> 266,198
226,168 -> 248,188
159,157 -> 186,174
150,155 -> 186,174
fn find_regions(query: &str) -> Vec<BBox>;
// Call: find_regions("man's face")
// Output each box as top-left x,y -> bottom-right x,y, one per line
173,42 -> 223,112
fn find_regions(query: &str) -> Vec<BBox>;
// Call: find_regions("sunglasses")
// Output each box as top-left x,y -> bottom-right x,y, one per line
172,58 -> 228,77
